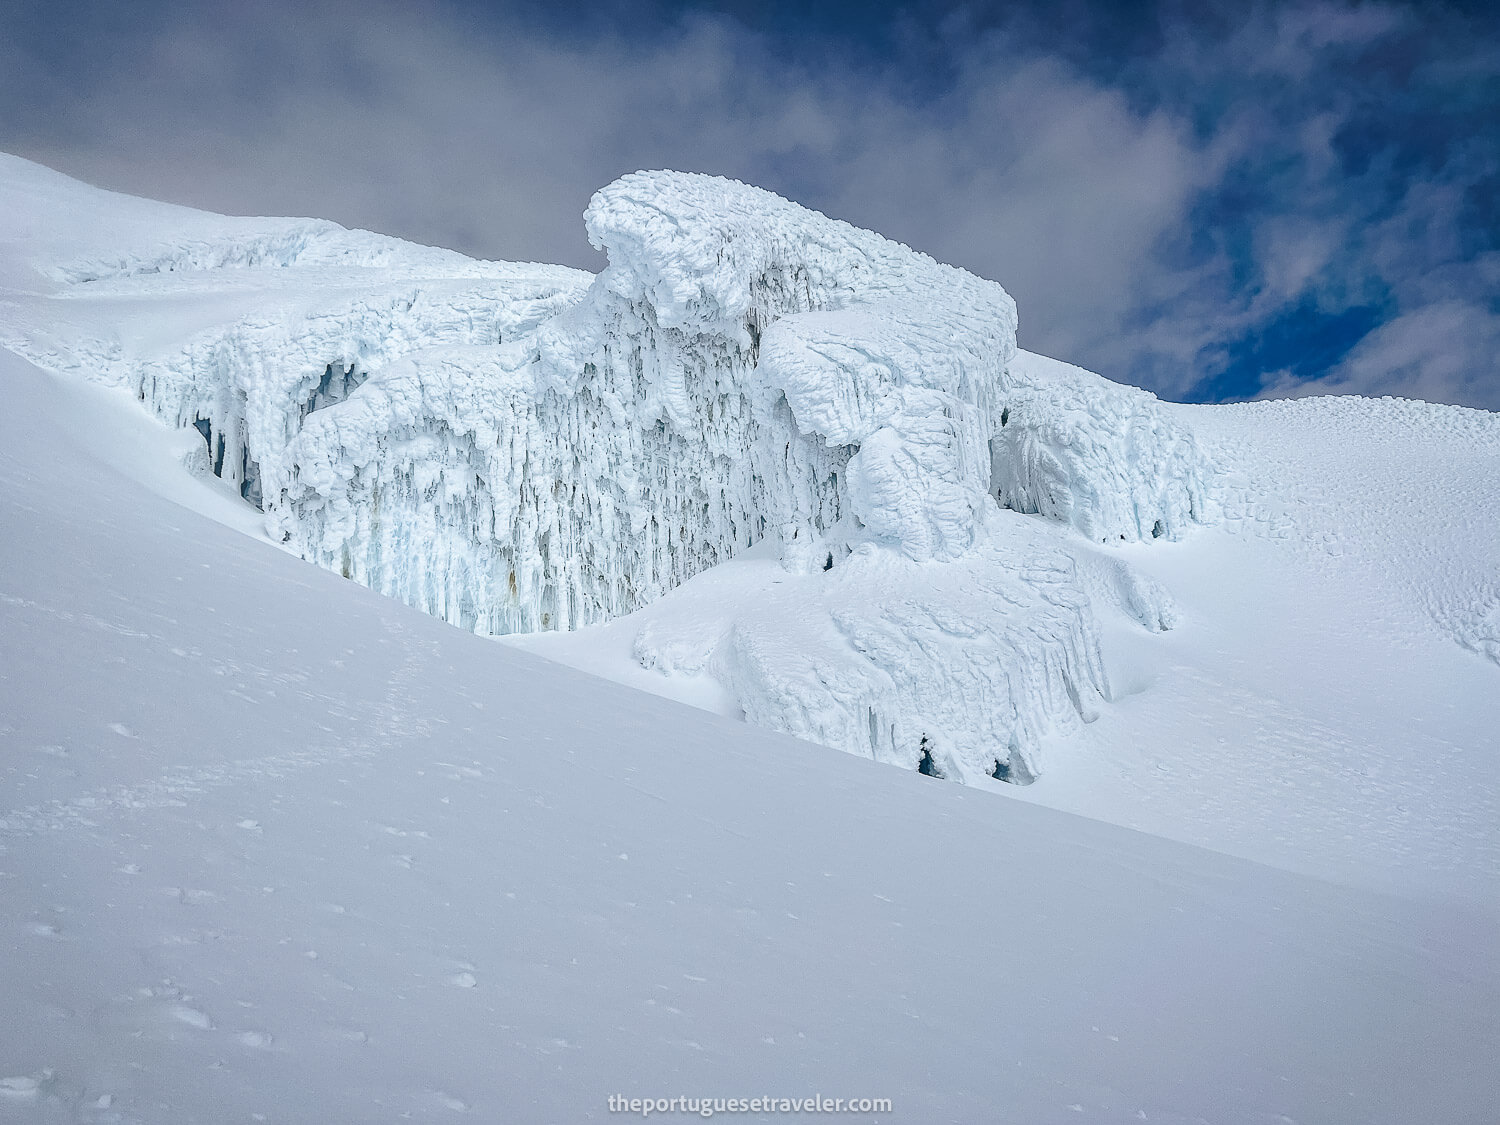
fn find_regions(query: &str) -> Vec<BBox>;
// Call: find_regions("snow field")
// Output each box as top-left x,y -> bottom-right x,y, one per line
1,350 -> 1496,1124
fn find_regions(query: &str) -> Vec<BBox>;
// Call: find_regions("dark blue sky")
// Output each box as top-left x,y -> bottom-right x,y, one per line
3,0 -> 1496,408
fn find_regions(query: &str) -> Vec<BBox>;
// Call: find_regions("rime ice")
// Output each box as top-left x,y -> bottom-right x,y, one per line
0,156 -> 1220,778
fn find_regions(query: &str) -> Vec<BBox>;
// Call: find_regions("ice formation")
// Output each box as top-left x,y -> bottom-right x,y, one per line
707,537 -> 1117,784
994,351 -> 1215,543
285,174 -> 1214,636
280,172 -> 1028,633
2,157 -> 1222,780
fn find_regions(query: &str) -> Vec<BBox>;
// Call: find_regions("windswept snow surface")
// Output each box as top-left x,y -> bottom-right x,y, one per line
3,345 -> 1500,1123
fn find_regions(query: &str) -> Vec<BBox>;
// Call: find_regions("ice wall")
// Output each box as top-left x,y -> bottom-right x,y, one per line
6,161 -> 1221,781
132,275 -> 588,521
284,172 -> 1027,631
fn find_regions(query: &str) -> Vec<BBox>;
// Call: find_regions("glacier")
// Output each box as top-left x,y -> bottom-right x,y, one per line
284,169 -> 1037,632
0,155 -> 1220,781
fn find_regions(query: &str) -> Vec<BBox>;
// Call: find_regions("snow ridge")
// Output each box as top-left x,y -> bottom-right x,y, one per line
49,223 -> 524,286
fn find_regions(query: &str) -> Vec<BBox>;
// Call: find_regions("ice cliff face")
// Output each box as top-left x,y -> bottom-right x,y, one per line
282,172 -> 1022,632
285,173 -> 1213,638
1,156 -> 1219,781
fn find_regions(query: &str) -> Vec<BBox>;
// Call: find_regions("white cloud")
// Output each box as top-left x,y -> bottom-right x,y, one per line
1268,300 -> 1500,410
2,0 -> 1495,410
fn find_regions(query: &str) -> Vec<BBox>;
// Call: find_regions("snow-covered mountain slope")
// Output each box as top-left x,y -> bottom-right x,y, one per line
1,152 -> 1496,907
3,344 -> 1499,1124
0,154 -> 1221,784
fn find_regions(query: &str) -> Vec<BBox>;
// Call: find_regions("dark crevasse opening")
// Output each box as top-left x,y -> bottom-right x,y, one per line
192,416 -> 228,478
990,740 -> 1036,786
917,735 -> 944,778
190,414 -> 262,510
300,362 -> 368,422
240,448 -> 263,508
187,360 -> 363,513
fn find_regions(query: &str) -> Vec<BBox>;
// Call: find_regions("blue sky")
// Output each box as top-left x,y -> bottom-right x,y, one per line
2,0 -> 1496,408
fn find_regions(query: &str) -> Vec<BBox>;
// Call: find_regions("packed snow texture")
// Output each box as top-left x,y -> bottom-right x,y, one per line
0,155 -> 1217,779
720,539 -> 1112,783
1199,393 -> 1500,666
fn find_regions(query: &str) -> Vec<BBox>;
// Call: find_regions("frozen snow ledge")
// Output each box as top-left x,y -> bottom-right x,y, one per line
994,351 -> 1216,543
285,171 -> 1029,632
536,170 -> 1021,566
723,537 -> 1115,785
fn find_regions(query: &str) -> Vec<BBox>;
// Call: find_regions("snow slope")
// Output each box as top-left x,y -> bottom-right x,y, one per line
1,152 -> 1496,909
4,346 -> 1500,1124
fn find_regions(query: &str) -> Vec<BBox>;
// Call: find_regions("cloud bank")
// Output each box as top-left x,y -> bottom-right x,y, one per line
1,0 -> 1495,408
